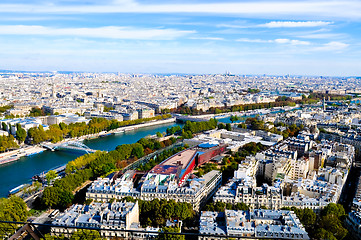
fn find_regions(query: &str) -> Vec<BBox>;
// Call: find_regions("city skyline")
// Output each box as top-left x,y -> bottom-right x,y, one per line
0,0 -> 360,76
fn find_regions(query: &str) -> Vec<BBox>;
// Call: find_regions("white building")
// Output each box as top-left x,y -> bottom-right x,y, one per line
199,209 -> 309,240
51,201 -> 139,239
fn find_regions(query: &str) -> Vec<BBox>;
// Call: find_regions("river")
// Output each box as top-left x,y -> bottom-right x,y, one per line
0,122 -> 182,198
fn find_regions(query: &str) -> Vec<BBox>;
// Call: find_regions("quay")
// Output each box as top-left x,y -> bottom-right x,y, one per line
0,146 -> 46,166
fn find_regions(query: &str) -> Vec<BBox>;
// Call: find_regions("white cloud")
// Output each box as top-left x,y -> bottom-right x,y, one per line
274,38 -> 311,45
237,38 -> 270,43
313,41 -> 349,51
297,33 -> 346,39
0,25 -> 195,40
259,21 -> 333,28
189,37 -> 224,40
237,38 -> 310,45
216,24 -> 250,29
0,1 -> 361,20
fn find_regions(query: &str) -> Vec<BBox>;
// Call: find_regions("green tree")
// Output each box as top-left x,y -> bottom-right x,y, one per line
158,227 -> 184,240
46,170 -> 57,184
0,196 -> 28,222
131,143 -> 145,158
70,230 -> 102,240
300,208 -> 316,227
156,132 -> 163,138
230,115 -> 240,123
319,214 -> 347,240
226,123 -> 232,131
0,196 -> 29,237
215,108 -> 222,114
1,122 -> 7,131
321,203 -> 345,218
15,125 -> 27,143
314,228 -> 337,240
29,107 -> 45,117
41,187 -> 61,208
59,190 -> 74,209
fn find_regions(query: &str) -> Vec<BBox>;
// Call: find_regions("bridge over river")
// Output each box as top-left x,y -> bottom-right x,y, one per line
41,141 -> 98,154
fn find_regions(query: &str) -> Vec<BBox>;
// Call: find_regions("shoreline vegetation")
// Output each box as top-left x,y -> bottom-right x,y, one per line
0,114 -> 172,152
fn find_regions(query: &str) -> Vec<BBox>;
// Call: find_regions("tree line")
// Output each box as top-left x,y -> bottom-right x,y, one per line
181,119 -> 218,139
0,114 -> 172,151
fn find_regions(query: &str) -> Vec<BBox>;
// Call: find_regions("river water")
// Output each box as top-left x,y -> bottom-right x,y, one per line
0,122 -> 182,198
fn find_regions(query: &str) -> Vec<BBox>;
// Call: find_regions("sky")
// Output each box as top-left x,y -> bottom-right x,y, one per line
0,0 -> 361,76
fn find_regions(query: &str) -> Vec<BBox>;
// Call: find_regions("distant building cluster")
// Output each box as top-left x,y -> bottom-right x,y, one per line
184,128 -> 283,152
2,72 -> 360,120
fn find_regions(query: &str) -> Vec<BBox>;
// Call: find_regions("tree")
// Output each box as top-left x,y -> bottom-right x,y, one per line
215,108 -> 222,114
1,122 -> 7,131
321,203 -> 345,218
70,230 -> 102,240
0,196 -> 29,237
131,143 -> 145,158
156,132 -> 163,138
300,208 -> 316,227
0,196 -> 28,222
46,170 -> 57,184
16,126 -> 27,143
319,214 -> 347,240
42,187 -> 61,208
230,115 -> 240,123
158,227 -> 184,240
59,190 -> 74,209
314,228 -> 337,240
29,107 -> 45,117
226,123 -> 232,131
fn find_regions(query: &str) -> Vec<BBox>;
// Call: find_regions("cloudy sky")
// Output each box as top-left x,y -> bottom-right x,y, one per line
0,0 -> 360,76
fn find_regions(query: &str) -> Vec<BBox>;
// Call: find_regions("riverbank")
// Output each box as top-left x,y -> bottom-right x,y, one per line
0,118 -> 177,166
0,146 -> 45,166
111,117 -> 176,134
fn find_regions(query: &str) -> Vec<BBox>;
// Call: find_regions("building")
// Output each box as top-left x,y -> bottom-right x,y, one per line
199,209 -> 309,240
122,111 -> 138,121
137,108 -> 155,119
213,160 -> 283,210
345,210 -> 361,240
87,145 -> 225,211
87,170 -> 221,211
51,201 -> 139,239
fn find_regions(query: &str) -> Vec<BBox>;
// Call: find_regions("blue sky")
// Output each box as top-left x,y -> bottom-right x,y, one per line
0,0 -> 360,76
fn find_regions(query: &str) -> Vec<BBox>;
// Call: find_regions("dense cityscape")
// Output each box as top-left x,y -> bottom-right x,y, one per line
0,72 -> 360,240
1,0 -> 361,239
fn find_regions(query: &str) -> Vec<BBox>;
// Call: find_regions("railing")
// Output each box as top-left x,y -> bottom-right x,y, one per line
0,220 -> 271,240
